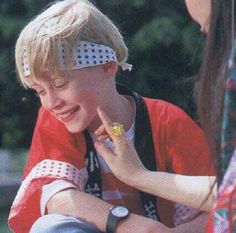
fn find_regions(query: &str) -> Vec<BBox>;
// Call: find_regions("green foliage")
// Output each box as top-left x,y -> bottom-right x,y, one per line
0,210 -> 11,233
132,15 -> 183,51
0,0 -> 205,149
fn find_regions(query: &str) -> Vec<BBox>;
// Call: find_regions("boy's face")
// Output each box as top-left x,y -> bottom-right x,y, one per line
27,66 -> 109,133
185,0 -> 211,33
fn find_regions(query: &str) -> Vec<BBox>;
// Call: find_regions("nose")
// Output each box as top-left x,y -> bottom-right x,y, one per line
43,91 -> 62,110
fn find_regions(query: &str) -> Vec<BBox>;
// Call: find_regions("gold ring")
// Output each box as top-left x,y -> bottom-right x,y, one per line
110,122 -> 124,137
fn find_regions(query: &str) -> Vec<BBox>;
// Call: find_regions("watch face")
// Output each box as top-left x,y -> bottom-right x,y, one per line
111,206 -> 129,217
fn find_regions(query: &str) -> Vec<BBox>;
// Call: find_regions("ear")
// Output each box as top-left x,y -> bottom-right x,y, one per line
101,61 -> 118,79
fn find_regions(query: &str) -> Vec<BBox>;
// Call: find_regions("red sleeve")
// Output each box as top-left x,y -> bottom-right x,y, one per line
23,107 -> 86,177
8,107 -> 87,233
164,105 -> 214,175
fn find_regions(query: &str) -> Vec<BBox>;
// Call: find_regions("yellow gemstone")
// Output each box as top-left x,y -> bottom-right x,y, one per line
111,123 -> 124,136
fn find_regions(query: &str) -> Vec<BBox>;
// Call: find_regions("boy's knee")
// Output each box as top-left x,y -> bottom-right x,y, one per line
30,214 -> 101,233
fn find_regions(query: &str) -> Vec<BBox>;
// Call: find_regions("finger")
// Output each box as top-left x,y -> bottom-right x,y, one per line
94,125 -> 110,141
97,106 -> 114,135
94,141 -> 116,165
96,134 -> 110,142
94,125 -> 107,136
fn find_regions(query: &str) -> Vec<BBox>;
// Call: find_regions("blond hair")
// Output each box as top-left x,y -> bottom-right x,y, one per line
15,0 -> 128,87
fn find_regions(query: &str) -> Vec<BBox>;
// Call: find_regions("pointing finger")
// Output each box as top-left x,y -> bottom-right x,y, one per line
97,106 -> 114,135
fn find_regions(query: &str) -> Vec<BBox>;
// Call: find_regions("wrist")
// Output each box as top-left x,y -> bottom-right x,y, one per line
127,169 -> 149,189
116,214 -> 171,233
106,205 -> 130,233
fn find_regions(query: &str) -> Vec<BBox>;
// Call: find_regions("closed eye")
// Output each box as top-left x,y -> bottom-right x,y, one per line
54,82 -> 67,88
53,79 -> 69,89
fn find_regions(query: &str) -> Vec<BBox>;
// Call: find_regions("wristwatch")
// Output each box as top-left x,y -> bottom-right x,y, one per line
106,205 -> 130,233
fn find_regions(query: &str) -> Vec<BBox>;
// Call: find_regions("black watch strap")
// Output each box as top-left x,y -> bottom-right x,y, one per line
106,206 -> 130,233
106,212 -> 119,233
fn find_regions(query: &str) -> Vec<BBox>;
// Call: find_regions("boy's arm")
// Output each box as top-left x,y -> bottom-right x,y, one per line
47,188 -> 171,233
47,188 -> 208,233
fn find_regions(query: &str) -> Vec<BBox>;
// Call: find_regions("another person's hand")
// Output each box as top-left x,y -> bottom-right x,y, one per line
94,106 -> 147,186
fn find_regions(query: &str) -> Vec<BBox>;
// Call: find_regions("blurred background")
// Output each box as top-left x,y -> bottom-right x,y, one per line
0,0 -> 205,232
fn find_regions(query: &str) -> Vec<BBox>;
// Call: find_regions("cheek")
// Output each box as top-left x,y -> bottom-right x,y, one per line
84,95 -> 99,108
76,87 -> 101,101
74,92 -> 100,110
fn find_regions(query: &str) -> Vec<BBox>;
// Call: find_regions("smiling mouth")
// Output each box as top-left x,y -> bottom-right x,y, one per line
56,108 -> 79,121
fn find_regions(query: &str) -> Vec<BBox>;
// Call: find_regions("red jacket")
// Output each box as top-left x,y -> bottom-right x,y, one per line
8,92 -> 214,232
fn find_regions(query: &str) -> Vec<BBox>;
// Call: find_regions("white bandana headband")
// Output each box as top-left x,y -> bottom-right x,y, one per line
22,41 -> 132,77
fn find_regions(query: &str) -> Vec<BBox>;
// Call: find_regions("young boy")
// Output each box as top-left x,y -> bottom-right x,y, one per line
9,0 -> 214,232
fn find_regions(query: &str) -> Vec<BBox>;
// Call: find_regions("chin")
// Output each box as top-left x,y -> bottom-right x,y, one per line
62,113 -> 96,134
65,125 -> 85,134
64,121 -> 89,134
